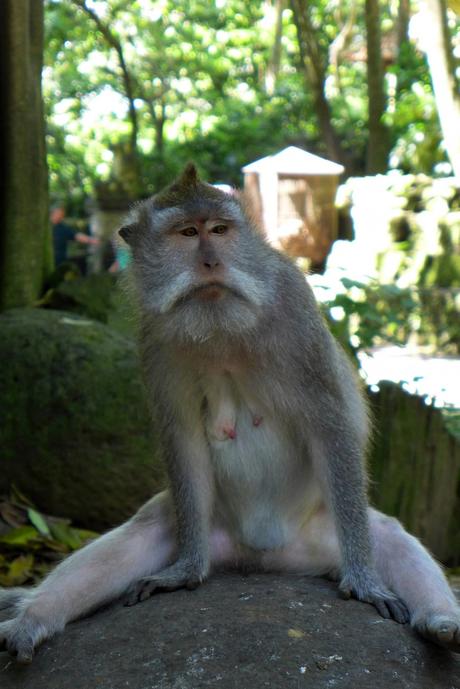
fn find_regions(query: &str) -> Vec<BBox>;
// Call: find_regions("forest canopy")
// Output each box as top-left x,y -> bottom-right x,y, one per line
44,0 -> 460,210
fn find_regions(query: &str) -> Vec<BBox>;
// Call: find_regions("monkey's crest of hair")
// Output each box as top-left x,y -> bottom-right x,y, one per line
119,164 -> 244,246
151,162 -> 229,211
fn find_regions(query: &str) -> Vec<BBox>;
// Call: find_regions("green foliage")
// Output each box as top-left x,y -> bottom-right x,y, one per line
45,0 -> 288,197
0,488 -> 98,586
323,277 -> 418,353
443,408 -> 460,441
43,0 -> 460,207
322,271 -> 460,356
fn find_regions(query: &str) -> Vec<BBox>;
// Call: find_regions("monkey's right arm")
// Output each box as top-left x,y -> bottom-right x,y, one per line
126,366 -> 214,605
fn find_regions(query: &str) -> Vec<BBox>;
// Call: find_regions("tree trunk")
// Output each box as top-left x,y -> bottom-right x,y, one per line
397,0 -> 411,51
329,4 -> 357,94
0,0 -> 50,310
265,0 -> 285,95
290,0 -> 349,168
418,0 -> 460,176
395,0 -> 412,98
365,0 -> 390,173
155,110 -> 165,157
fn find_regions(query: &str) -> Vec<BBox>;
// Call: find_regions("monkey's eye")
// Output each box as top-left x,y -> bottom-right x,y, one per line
180,227 -> 198,237
212,224 -> 228,234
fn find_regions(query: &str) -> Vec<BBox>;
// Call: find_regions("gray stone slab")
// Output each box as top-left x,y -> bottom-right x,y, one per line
1,574 -> 459,689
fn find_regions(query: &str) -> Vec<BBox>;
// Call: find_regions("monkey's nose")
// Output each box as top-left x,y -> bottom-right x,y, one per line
203,259 -> 220,269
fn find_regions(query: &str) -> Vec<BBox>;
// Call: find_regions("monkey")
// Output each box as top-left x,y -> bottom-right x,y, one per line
1,164 -> 459,663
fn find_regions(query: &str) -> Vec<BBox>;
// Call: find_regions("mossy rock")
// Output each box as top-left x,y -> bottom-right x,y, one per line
40,273 -> 136,339
0,308 -> 165,530
41,273 -> 115,320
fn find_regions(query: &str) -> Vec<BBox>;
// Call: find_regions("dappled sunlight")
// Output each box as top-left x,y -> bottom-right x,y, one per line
359,346 -> 460,408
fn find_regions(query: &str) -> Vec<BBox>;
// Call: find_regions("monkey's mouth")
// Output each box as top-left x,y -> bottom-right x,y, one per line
180,282 -> 244,304
195,283 -> 226,301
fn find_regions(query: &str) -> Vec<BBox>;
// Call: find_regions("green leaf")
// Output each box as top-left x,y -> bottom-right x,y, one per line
9,555 -> 35,582
49,522 -> 83,550
0,526 -> 40,546
73,528 -> 99,542
340,277 -> 367,290
27,508 -> 51,537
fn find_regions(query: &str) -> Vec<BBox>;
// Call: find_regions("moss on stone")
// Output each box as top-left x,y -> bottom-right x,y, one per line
0,308 -> 165,530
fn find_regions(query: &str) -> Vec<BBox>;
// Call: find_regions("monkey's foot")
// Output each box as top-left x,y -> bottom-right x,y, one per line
339,571 -> 409,624
125,560 -> 206,606
413,611 -> 460,653
0,614 -> 49,664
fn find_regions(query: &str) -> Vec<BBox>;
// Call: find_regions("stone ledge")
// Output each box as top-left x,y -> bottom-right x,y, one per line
1,574 -> 459,689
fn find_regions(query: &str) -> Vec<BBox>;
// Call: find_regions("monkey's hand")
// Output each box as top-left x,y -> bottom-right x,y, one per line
339,568 -> 409,624
124,557 -> 208,607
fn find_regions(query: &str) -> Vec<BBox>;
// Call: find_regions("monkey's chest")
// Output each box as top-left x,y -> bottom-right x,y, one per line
203,375 -> 316,550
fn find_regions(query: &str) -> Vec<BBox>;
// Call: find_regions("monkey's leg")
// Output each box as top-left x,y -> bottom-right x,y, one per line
124,524 -> 236,606
260,506 -> 408,620
370,509 -> 460,653
0,491 -> 176,663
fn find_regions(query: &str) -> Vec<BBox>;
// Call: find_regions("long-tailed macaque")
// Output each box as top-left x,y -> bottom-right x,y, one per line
1,165 -> 459,662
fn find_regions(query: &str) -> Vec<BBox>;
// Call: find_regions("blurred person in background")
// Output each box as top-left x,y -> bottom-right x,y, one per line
51,205 -> 99,273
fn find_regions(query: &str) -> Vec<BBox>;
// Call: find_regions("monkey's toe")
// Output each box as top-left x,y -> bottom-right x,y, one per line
0,619 -> 12,648
415,613 -> 460,653
0,618 -> 37,663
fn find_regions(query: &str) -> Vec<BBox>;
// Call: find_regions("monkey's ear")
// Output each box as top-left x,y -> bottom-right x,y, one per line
119,223 -> 137,244
176,162 -> 200,189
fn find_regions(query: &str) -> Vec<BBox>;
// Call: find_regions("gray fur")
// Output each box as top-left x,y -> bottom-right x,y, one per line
129,175 -> 386,607
1,165 -> 459,661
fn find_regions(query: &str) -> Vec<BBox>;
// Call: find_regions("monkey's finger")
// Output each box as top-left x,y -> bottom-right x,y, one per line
373,598 -> 392,620
386,598 -> 409,624
123,589 -> 139,606
124,583 -> 156,607
185,580 -> 201,591
139,584 -> 157,602
338,586 -> 352,600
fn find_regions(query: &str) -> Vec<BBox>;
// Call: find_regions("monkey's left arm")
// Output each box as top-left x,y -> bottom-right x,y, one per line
308,393 -> 408,623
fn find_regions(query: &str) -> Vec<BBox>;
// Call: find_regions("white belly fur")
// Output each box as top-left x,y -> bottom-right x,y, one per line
203,374 -> 322,550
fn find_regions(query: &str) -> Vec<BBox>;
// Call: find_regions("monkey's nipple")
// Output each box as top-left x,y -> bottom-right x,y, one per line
225,427 -> 237,440
209,419 -> 237,442
252,415 -> 263,427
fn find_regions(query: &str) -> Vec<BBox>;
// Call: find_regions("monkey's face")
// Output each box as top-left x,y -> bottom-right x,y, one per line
119,165 -> 277,343
125,198 -> 273,342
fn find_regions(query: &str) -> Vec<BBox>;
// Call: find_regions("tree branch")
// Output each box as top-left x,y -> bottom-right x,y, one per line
73,0 -> 139,154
